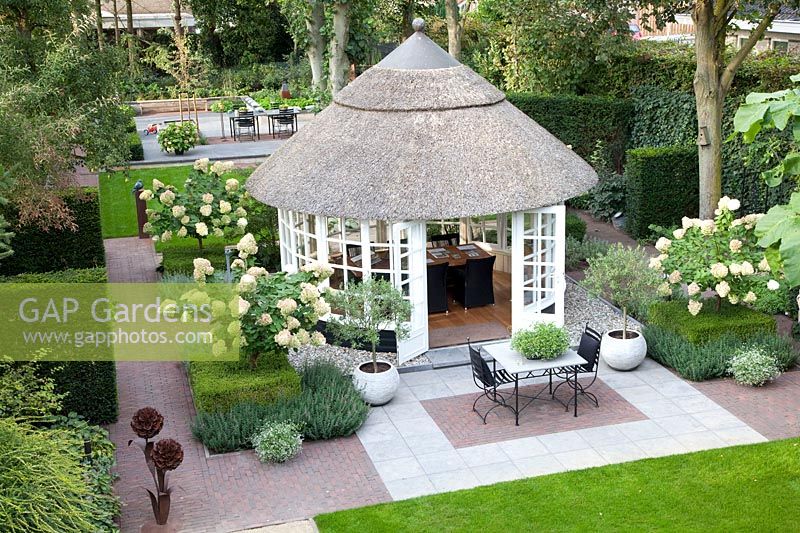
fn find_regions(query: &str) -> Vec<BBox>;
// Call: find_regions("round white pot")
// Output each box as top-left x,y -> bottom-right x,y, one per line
353,360 -> 400,406
601,329 -> 647,371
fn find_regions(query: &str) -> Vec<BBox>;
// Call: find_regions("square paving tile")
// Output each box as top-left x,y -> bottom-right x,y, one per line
538,430 -> 591,454
554,448 -> 607,471
401,371 -> 445,387
410,382 -> 454,401
362,437 -> 415,463
576,425 -> 629,447
402,432 -> 454,455
422,378 -> 646,448
691,410 -> 747,431
593,441 -> 649,463
615,385 -> 665,404
392,416 -> 442,437
636,436 -> 688,458
372,456 -> 425,482
670,394 -> 722,414
597,371 -> 646,389
498,436 -> 549,460
363,407 -> 390,426
674,431 -> 728,452
656,380 -> 701,399
416,450 -> 468,475
512,455 -> 565,477
713,426 -> 767,446
383,401 -> 429,422
428,469 -> 481,492
654,414 -> 708,436
457,443 -> 512,467
616,420 -> 669,442
471,461 -> 523,485
384,475 -> 436,500
633,399 -> 686,419
357,421 -> 403,444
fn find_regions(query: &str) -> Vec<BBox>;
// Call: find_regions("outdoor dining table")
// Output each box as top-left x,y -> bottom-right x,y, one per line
483,341 -> 588,424
426,244 -> 492,267
264,109 -> 300,137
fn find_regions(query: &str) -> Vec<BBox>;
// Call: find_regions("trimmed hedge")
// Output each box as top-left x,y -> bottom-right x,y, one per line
35,362 -> 118,424
157,239 -> 228,275
189,351 -> 301,413
624,146 -> 698,239
0,188 -> 105,275
643,325 -> 796,381
506,93 -> 632,170
565,213 -> 587,242
0,267 -> 107,283
648,300 -> 776,345
128,132 -> 144,161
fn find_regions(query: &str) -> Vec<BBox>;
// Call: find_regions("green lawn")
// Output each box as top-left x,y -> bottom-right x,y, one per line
315,439 -> 800,532
98,165 -> 253,238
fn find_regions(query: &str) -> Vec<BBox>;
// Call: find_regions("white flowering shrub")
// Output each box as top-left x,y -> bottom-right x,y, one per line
140,159 -> 249,249
252,420 -> 303,463
649,196 -> 782,316
192,233 -> 333,367
727,346 -> 781,387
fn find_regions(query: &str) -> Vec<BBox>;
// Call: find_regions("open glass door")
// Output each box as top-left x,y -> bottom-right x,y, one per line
391,221 -> 429,364
511,206 -> 566,331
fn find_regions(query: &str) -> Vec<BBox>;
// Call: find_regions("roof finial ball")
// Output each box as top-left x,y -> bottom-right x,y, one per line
412,18 -> 425,33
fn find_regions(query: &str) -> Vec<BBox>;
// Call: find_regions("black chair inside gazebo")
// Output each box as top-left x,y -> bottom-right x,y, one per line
426,261 -> 449,314
551,323 -> 603,408
451,255 -> 496,309
233,112 -> 256,141
429,233 -> 459,247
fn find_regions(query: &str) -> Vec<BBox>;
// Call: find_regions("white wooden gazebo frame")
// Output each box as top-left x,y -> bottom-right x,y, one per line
277,206 -> 566,363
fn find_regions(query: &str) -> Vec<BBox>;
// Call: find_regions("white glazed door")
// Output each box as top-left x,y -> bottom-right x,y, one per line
511,206 -> 566,331
391,221 -> 429,364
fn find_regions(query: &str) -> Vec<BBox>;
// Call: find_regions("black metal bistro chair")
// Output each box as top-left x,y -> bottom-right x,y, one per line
273,110 -> 296,137
451,255 -> 496,309
468,338 -> 515,424
233,111 -> 256,141
551,323 -> 603,408
426,262 -> 449,314
429,233 -> 459,247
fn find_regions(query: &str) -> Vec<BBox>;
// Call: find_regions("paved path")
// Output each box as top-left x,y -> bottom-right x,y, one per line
104,237 -> 389,532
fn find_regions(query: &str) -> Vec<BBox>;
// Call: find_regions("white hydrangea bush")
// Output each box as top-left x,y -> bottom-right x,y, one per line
727,346 -> 781,387
649,196 -> 783,316
191,233 -> 333,367
139,159 -> 249,249
252,420 -> 303,463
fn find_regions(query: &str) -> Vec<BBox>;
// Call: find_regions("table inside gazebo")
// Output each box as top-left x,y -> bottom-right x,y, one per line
426,244 -> 492,266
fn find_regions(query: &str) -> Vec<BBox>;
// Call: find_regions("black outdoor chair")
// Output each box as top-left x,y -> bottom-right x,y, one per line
273,111 -> 296,137
429,233 -> 459,247
451,256 -> 496,309
551,323 -> 603,408
468,338 -> 516,424
426,262 -> 449,314
233,111 -> 256,141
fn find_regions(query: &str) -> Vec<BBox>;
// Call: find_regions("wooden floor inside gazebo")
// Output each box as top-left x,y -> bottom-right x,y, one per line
427,272 -> 512,348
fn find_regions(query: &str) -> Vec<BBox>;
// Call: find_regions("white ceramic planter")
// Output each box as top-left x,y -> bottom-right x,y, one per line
353,360 -> 400,406
601,329 -> 647,371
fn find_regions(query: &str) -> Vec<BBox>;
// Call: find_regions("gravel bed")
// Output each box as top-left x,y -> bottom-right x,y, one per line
288,345 -> 429,375
564,281 -> 636,343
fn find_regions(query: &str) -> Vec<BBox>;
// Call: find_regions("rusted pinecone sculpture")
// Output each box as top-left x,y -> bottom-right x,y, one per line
131,407 -> 164,440
151,439 -> 184,471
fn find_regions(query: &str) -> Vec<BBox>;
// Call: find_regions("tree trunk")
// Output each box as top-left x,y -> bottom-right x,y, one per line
693,1 -> 725,219
445,0 -> 461,60
112,0 -> 120,44
126,0 -> 135,68
172,0 -> 184,41
94,0 -> 104,49
307,0 -> 326,91
329,1 -> 351,95
402,1 -> 415,38
172,0 -> 189,91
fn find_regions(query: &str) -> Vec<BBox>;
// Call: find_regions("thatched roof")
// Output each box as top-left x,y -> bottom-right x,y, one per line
247,20 -> 597,221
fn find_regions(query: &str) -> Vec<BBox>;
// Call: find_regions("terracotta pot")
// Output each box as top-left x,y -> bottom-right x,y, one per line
353,360 -> 399,406
600,329 -> 647,371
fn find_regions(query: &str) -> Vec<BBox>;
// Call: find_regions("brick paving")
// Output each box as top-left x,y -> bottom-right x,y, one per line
693,370 -> 800,441
104,238 -> 389,532
422,378 -> 646,448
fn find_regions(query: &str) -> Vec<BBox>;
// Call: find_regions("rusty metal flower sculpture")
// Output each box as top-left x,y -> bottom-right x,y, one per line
131,407 -> 164,440
151,438 -> 184,471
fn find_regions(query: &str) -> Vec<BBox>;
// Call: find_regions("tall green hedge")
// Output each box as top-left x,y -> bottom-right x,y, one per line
39,362 -> 118,424
628,85 -> 795,214
128,132 -> 144,161
624,146 -> 699,239
507,93 -> 632,170
579,42 -> 800,98
0,188 -> 105,275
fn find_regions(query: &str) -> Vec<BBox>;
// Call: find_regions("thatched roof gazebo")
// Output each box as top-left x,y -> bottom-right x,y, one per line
247,19 -> 597,362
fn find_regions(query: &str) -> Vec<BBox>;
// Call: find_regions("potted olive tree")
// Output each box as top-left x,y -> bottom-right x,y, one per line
582,244 -> 663,370
327,277 -> 412,405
